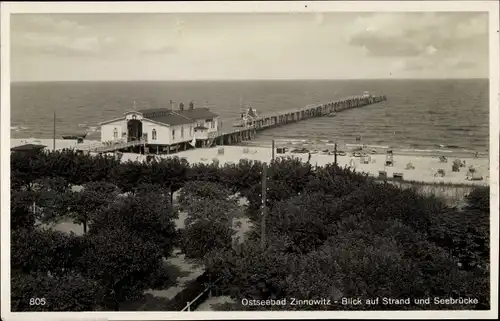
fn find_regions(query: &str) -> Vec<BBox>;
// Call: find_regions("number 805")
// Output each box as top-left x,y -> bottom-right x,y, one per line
29,298 -> 46,306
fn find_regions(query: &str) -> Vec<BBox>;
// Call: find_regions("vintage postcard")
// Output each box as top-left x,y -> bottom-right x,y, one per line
1,1 -> 499,320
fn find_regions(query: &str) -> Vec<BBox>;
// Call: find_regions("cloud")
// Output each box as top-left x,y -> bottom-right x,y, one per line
11,15 -> 183,58
13,15 -> 88,33
347,12 -> 488,58
393,53 -> 479,73
12,31 -> 117,57
138,44 -> 178,55
11,15 -> 123,57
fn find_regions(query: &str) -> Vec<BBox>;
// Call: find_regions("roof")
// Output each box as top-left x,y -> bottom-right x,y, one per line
176,108 -> 218,120
137,108 -> 167,114
149,113 -> 193,126
141,108 -> 218,126
11,144 -> 46,152
101,107 -> 219,127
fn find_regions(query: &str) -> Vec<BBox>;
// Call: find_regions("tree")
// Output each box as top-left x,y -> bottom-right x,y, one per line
11,271 -> 102,311
89,186 -> 177,257
207,241 -> 293,301
428,186 -> 489,275
11,228 -> 85,276
11,189 -> 38,231
219,159 -> 263,194
178,181 -> 238,225
205,161 -> 488,311
178,181 -> 238,260
154,157 -> 190,204
11,150 -> 48,190
65,181 -> 121,234
110,160 -> 153,193
181,219 -> 234,260
9,152 -> 490,311
78,228 -> 165,311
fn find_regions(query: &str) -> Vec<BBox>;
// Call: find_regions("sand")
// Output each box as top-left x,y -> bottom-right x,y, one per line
170,146 -> 490,186
11,139 -> 489,186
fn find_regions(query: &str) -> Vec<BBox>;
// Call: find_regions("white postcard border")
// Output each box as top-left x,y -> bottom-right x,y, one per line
1,1 -> 499,320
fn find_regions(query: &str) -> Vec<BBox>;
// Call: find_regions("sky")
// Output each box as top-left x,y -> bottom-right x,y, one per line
10,12 -> 490,81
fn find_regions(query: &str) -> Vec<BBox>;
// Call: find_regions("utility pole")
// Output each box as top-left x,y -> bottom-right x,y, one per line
260,163 -> 268,251
334,143 -> 338,165
53,111 -> 56,151
271,139 -> 275,162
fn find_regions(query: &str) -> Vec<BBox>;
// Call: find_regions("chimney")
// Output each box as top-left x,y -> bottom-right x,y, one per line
189,101 -> 194,110
179,102 -> 184,111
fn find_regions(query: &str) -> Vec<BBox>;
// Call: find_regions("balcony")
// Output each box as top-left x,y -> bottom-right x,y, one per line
194,126 -> 209,140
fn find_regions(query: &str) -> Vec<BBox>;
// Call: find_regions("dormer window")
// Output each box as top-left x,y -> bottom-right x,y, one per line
132,115 -> 137,120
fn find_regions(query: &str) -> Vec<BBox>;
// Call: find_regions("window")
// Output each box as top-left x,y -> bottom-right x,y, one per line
152,129 -> 157,140
172,129 -> 175,140
113,128 -> 118,139
190,126 -> 193,136
181,126 -> 184,138
211,120 -> 215,129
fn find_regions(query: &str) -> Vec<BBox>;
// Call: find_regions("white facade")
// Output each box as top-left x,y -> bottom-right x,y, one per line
100,110 -> 220,145
101,119 -> 127,142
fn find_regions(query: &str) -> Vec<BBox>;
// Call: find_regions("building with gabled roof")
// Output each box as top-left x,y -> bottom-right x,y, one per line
99,101 -> 220,153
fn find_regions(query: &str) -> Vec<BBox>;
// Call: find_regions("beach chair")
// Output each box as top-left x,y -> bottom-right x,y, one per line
434,169 -> 446,177
218,147 -> 225,155
385,150 -> 394,166
466,167 -> 482,180
405,162 -> 415,170
361,155 -> 371,164
378,171 -> 387,179
243,147 -> 250,154
393,172 -> 404,181
452,159 -> 461,172
469,172 -> 484,181
439,156 -> 448,163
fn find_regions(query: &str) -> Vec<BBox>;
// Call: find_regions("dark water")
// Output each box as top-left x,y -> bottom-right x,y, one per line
11,79 -> 489,153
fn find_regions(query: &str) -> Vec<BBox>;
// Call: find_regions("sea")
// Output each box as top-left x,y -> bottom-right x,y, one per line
10,79 -> 490,155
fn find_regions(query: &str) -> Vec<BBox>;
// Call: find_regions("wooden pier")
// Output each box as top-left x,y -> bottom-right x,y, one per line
205,94 -> 387,148
83,93 -> 386,154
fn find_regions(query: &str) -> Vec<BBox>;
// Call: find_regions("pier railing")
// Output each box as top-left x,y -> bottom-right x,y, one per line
211,94 -> 386,140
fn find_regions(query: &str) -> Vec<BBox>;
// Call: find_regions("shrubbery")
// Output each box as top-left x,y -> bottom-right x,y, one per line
10,149 -> 490,311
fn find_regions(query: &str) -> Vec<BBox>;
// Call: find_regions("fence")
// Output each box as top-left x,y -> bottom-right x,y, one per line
180,276 -> 223,312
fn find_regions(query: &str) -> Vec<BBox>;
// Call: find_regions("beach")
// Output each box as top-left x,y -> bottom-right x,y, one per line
11,138 -> 490,186
174,145 -> 489,186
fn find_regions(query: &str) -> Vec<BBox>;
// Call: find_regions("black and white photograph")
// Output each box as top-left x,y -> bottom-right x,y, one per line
1,1 -> 499,319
